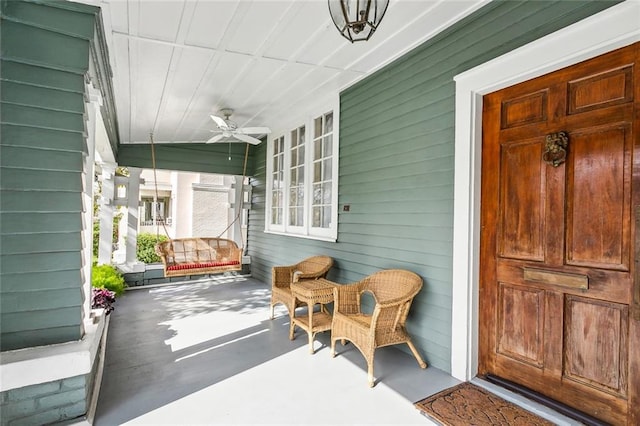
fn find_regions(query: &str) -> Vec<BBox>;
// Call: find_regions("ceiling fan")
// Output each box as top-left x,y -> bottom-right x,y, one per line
206,108 -> 271,145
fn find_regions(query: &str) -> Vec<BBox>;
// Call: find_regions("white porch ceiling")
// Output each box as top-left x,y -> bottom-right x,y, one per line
86,0 -> 486,144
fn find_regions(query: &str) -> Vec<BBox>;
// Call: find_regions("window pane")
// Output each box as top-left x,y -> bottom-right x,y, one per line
272,208 -> 280,225
314,162 -> 321,182
290,188 -> 297,205
312,206 -> 321,227
289,207 -> 296,225
291,129 -> 298,147
298,145 -> 305,165
324,112 -> 333,134
323,159 -> 332,180
313,183 -> 322,204
314,117 -> 322,138
322,183 -> 331,203
298,207 -> 304,225
299,126 -> 305,144
314,139 -> 322,160
323,135 -> 332,157
322,206 -> 331,228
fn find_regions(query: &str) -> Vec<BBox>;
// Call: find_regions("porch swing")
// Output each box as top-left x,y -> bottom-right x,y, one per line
149,134 -> 245,278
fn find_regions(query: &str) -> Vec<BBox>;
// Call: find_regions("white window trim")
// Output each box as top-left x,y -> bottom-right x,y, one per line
265,98 -> 339,242
451,1 -> 639,382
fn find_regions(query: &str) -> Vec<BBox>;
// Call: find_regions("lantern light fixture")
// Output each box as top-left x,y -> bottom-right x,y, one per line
328,0 -> 389,43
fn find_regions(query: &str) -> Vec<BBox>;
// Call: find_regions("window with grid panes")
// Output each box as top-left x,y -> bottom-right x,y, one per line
312,113 -> 333,229
271,135 -> 284,226
265,104 -> 338,241
289,126 -> 305,227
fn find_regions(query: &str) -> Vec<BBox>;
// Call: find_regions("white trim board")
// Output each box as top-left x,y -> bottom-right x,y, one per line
451,0 -> 640,381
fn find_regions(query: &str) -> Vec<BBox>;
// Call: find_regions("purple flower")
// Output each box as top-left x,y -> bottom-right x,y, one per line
92,288 -> 117,314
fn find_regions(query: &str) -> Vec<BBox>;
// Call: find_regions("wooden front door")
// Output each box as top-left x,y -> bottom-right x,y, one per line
480,43 -> 639,425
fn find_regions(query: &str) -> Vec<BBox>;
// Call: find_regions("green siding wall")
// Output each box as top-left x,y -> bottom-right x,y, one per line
247,0 -> 621,372
0,0 -> 99,350
116,142 -> 259,176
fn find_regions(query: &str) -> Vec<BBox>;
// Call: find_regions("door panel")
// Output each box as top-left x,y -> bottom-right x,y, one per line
501,90 -> 548,128
564,296 -> 628,396
568,66 -> 633,114
499,139 -> 546,261
480,43 -> 639,425
497,283 -> 545,366
566,124 -> 631,270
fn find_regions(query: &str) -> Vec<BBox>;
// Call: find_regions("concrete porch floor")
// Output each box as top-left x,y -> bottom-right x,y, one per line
93,275 -> 581,425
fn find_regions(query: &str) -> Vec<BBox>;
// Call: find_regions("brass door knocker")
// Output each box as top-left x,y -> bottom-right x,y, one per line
543,131 -> 569,167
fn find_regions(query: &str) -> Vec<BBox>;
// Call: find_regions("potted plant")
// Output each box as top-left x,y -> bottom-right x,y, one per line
91,264 -> 126,314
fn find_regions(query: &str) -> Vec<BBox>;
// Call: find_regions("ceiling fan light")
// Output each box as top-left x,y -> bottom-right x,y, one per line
328,0 -> 389,43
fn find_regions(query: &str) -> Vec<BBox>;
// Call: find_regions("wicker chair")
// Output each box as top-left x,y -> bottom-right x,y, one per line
270,255 -> 334,321
330,269 -> 427,387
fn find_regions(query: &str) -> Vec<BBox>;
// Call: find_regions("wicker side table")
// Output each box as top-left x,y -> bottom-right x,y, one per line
290,278 -> 337,354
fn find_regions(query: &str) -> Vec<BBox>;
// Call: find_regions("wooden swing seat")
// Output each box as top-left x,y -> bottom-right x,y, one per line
156,237 -> 242,278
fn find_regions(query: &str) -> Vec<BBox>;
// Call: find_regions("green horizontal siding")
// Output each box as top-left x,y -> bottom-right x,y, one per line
1,124 -> 85,151
1,289 -> 83,314
1,168 -> 83,191
1,326 -> 83,351
1,191 -> 83,212
1,270 -> 83,292
0,252 -> 82,275
1,103 -> 85,133
0,19 -> 90,73
1,80 -> 84,113
247,0 -> 621,373
1,233 -> 83,254
0,0 -> 101,351
1,0 -> 96,39
1,60 -> 85,93
116,143 -> 258,176
1,212 -> 82,233
1,307 -> 82,332
1,146 -> 84,172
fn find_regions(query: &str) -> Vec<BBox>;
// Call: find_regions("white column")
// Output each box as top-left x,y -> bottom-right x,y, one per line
97,163 -> 116,265
125,168 -> 145,271
230,176 -> 244,248
83,84 -> 101,325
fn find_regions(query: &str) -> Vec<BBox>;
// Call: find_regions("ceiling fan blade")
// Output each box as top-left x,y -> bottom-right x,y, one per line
206,134 -> 226,144
233,133 -> 262,145
236,126 -> 272,135
210,115 -> 228,129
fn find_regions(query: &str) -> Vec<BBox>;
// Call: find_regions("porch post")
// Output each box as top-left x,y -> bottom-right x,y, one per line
84,84 -> 101,321
231,175 -> 244,248
97,162 -> 116,265
125,167 -> 144,270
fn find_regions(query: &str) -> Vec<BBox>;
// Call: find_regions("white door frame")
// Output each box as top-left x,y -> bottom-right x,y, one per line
450,0 -> 640,381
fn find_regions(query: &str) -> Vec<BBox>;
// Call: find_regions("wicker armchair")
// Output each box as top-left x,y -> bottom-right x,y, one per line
270,255 -> 334,321
330,269 -> 427,387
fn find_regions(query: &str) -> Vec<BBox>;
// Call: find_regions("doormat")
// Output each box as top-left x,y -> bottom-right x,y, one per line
414,382 -> 555,426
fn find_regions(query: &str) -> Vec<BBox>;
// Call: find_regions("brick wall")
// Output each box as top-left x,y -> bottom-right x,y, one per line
0,376 -> 87,425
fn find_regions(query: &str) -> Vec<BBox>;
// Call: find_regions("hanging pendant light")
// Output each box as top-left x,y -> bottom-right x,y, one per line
328,0 -> 389,43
